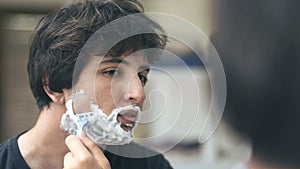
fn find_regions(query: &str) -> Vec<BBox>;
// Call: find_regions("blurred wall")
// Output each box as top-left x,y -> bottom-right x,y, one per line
0,1 -> 63,141
140,0 -> 213,36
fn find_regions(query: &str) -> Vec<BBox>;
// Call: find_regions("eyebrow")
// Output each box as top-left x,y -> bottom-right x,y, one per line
100,58 -> 129,65
100,57 -> 151,72
139,65 -> 150,73
100,58 -> 151,73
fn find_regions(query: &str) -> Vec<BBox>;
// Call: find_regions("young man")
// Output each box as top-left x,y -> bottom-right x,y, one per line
0,0 -> 172,168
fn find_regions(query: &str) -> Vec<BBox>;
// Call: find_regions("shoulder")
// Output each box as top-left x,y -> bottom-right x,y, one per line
104,142 -> 173,169
0,136 -> 18,168
0,137 -> 15,160
0,134 -> 30,169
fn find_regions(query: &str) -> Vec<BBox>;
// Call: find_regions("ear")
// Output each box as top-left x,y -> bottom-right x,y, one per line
42,73 -> 65,105
43,85 -> 65,105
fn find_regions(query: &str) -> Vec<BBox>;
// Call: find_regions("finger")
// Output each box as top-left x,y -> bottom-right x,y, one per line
80,132 -> 110,168
65,135 -> 91,159
63,152 -> 74,168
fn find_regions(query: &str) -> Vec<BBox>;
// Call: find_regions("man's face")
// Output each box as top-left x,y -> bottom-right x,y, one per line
70,53 -> 149,131
95,54 -> 149,115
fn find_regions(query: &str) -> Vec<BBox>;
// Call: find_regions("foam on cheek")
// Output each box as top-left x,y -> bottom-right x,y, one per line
60,89 -> 141,146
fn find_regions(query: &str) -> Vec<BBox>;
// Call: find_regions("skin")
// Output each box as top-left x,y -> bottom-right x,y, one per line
17,53 -> 149,169
249,158 -> 297,169
73,54 -> 149,115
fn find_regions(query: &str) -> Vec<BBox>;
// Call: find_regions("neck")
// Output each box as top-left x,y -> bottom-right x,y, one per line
18,103 -> 68,169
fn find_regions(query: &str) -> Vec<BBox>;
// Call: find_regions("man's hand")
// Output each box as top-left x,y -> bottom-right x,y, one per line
64,132 -> 111,169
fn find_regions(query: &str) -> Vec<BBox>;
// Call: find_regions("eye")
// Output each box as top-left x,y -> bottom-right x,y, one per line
138,73 -> 148,86
103,69 -> 121,77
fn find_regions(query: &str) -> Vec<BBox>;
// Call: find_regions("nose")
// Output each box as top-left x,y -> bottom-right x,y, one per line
124,75 -> 145,105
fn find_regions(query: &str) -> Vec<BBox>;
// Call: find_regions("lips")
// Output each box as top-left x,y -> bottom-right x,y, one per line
117,109 -> 139,132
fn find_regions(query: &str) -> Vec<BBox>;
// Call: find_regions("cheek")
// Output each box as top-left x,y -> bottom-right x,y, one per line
111,77 -> 134,107
95,79 -> 111,106
95,78 -> 124,115
96,86 -> 113,115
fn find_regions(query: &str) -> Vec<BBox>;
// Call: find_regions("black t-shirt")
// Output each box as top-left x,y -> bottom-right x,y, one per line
0,133 -> 30,169
0,133 -> 173,169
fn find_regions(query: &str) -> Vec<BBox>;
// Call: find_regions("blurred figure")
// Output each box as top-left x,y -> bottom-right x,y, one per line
211,0 -> 300,169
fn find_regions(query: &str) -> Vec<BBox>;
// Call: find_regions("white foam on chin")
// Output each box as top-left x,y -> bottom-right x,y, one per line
60,99 -> 141,146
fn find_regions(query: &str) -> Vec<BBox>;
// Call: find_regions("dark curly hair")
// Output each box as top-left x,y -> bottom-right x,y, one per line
28,0 -> 167,110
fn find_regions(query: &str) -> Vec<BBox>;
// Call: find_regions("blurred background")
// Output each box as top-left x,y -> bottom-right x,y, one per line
0,0 -> 252,169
